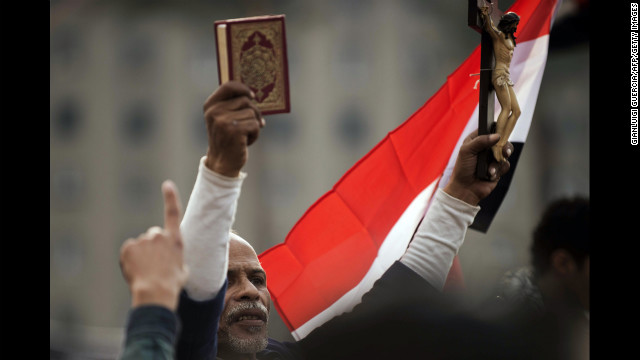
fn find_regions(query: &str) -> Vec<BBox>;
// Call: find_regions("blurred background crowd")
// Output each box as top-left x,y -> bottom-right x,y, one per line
50,0 -> 589,358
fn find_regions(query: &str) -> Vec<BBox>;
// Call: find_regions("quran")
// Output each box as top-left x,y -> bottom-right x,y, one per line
214,14 -> 291,115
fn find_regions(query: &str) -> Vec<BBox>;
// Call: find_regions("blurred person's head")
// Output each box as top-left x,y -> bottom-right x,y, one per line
531,196 -> 589,311
217,233 -> 271,358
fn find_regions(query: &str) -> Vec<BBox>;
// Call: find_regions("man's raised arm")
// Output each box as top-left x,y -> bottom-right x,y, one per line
180,81 -> 264,301
176,81 -> 264,360
400,131 -> 512,290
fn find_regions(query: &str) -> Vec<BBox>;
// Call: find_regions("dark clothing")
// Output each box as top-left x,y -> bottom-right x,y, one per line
176,280 -> 227,360
255,339 -> 305,360
120,305 -> 178,360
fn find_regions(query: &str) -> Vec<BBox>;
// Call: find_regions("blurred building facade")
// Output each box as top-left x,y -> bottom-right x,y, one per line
50,0 -> 588,358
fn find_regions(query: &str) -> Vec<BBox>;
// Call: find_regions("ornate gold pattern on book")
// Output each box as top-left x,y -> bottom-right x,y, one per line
230,22 -> 286,112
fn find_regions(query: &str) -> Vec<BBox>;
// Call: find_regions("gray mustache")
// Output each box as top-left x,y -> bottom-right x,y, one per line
226,302 -> 269,325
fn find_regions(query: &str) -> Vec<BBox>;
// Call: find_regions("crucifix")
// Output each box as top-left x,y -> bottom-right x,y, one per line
468,0 -> 503,180
469,0 -> 523,180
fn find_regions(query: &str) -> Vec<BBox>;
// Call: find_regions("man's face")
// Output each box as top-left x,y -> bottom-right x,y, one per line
218,237 -> 271,354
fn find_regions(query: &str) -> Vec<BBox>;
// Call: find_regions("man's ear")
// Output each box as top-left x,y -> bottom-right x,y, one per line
549,249 -> 577,276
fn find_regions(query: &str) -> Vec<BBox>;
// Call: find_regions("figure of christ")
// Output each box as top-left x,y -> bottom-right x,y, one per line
480,4 -> 521,163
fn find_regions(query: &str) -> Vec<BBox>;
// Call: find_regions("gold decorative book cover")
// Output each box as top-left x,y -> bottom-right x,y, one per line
214,14 -> 290,115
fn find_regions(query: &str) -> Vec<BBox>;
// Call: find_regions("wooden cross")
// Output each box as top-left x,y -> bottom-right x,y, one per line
468,0 -> 504,180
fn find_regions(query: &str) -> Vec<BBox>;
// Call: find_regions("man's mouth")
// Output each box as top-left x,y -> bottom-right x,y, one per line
230,308 -> 268,327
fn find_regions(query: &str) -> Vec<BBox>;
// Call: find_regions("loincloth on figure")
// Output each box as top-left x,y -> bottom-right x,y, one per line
492,67 -> 514,87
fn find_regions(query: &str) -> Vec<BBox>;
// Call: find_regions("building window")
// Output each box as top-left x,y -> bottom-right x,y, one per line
50,25 -> 82,67
52,99 -> 82,141
335,105 -> 368,147
120,102 -> 155,145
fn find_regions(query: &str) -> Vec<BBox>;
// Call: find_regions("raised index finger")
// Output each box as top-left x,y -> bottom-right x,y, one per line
161,180 -> 182,238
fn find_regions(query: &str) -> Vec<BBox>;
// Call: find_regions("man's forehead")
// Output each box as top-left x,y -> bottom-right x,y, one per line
228,257 -> 262,268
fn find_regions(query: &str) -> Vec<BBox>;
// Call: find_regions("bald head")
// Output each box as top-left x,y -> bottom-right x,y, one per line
230,232 -> 255,252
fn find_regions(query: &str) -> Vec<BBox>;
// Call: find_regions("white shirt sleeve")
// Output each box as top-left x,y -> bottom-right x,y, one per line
180,156 -> 246,301
400,188 -> 480,291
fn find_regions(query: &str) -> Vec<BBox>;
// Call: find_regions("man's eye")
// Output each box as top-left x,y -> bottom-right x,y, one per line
251,277 -> 265,286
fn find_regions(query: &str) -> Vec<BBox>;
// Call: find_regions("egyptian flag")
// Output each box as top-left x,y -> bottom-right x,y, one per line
259,0 -> 561,340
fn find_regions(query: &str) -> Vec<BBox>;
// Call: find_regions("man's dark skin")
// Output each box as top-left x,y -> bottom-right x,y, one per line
203,81 -> 265,178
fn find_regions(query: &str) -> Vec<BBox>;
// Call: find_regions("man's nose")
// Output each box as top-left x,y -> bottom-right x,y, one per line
235,277 -> 260,300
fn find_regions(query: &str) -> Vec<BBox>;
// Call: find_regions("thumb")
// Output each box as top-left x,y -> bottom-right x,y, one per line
162,180 -> 182,239
464,133 -> 500,155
